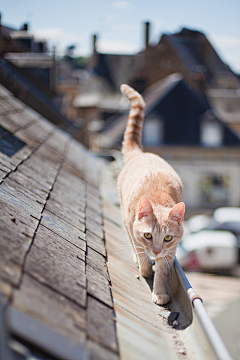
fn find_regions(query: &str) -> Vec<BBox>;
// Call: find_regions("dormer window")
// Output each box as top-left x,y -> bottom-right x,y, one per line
200,120 -> 223,147
143,117 -> 163,146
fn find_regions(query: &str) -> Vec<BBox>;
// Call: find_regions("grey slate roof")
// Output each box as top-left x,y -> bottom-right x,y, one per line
0,84 -> 119,360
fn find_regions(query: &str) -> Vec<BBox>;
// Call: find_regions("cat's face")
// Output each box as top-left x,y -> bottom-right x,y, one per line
132,196 -> 185,259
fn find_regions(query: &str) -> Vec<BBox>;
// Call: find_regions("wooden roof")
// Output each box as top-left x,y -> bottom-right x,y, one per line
0,83 -> 230,360
0,84 -> 118,360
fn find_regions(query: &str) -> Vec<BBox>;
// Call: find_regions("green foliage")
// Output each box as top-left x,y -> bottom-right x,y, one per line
72,56 -> 89,69
62,45 -> 89,69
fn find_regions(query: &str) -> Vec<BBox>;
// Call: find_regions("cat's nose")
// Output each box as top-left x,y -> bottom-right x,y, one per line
153,251 -> 160,256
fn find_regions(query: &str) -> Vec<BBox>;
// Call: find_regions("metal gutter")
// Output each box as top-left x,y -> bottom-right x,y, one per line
174,259 -> 233,360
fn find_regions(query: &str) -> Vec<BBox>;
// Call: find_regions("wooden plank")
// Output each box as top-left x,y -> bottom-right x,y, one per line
86,247 -> 109,282
17,163 -> 56,191
45,198 -> 85,224
0,219 -> 32,285
86,264 -> 113,308
87,296 -> 118,352
86,197 -> 102,215
25,225 -> 86,307
86,208 -> 102,226
9,171 -> 49,201
41,210 -> 86,251
0,178 -> 45,211
87,340 -> 119,360
50,182 -> 86,210
15,122 -> 52,148
0,189 -> 40,228
86,230 -> 106,257
13,274 -> 87,345
49,190 -> 86,215
86,217 -> 104,239
46,199 -> 85,232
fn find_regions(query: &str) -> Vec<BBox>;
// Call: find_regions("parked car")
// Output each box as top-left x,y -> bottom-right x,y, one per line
186,207 -> 240,235
186,214 -> 211,233
177,230 -> 239,273
213,207 -> 240,223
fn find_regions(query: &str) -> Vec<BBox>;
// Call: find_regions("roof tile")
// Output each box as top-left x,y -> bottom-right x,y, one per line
87,296 -> 118,352
0,84 -> 119,359
41,210 -> 86,250
25,225 -> 87,307
86,230 -> 106,257
13,274 -> 87,345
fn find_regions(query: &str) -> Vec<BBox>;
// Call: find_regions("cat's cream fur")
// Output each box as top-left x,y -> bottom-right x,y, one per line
117,84 -> 185,305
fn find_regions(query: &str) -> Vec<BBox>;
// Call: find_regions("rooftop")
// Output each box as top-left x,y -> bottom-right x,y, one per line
0,83 -> 232,360
0,84 -> 118,359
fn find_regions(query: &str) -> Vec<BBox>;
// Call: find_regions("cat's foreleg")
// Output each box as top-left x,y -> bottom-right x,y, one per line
152,257 -> 172,305
126,226 -> 152,277
136,246 -> 153,278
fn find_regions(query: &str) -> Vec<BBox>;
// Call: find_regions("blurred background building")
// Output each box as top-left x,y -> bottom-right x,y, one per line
1,16 -> 240,213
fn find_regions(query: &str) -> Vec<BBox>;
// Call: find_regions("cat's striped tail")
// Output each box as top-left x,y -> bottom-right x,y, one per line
120,84 -> 145,162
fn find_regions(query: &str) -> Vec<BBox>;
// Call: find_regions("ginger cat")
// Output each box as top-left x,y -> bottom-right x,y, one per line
117,84 -> 185,305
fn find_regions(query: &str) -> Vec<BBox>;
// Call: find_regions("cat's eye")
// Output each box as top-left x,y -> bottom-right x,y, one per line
144,233 -> 152,240
164,235 -> 173,242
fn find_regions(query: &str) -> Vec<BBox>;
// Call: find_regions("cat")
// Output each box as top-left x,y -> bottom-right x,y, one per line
117,84 -> 185,305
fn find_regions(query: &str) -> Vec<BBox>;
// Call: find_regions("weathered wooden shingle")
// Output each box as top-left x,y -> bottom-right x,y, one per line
46,198 -> 85,231
45,197 -> 85,225
0,220 -> 32,285
17,162 -> 57,191
86,216 -> 104,239
0,188 -> 41,228
41,210 -> 86,250
13,274 -> 87,344
25,225 -> 87,307
86,264 -> 113,307
86,247 -> 110,281
86,230 -> 106,257
87,296 -> 118,352
0,83 -> 119,360
0,178 -> 45,211
9,170 -> 49,201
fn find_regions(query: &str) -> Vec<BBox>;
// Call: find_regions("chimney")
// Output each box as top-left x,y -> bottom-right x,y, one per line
21,23 -> 28,31
93,34 -> 97,52
145,22 -> 150,48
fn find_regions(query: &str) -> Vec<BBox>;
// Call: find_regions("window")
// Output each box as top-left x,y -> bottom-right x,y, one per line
200,121 -> 223,147
142,117 -> 163,146
199,173 -> 230,207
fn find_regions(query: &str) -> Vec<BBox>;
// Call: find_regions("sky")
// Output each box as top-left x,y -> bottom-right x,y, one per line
1,0 -> 240,73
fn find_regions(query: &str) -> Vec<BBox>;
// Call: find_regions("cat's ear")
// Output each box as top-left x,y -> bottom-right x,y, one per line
168,202 -> 185,224
138,196 -> 153,220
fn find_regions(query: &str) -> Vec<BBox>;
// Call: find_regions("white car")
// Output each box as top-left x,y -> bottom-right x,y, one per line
213,207 -> 240,223
177,230 -> 238,272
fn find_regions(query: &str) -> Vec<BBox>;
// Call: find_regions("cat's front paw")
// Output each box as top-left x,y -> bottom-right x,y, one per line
152,293 -> 170,305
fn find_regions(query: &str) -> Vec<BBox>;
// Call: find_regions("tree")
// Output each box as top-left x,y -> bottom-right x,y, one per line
66,45 -> 76,58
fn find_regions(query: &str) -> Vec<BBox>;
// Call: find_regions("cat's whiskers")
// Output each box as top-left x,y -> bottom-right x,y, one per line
119,253 -> 135,264
113,244 -> 135,252
138,253 -> 150,266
